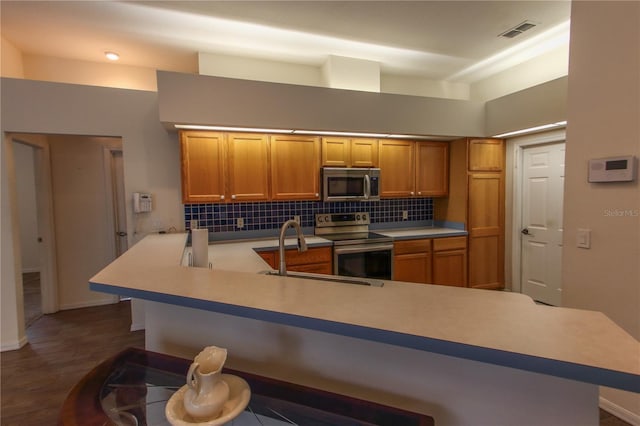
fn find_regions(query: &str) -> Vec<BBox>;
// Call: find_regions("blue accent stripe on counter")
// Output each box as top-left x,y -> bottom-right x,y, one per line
90,281 -> 640,393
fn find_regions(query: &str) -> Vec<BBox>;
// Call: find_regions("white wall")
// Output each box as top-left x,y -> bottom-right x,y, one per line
13,142 -> 39,272
563,1 -> 640,421
1,78 -> 183,349
1,36 -> 24,78
1,139 -> 26,350
471,44 -> 569,102
23,55 -> 159,92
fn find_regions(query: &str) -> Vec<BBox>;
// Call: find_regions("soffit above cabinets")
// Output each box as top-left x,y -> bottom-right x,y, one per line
157,71 -> 485,139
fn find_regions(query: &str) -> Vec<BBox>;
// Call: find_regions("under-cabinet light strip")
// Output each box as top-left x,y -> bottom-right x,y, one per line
174,124 -> 453,140
174,124 -> 294,133
493,121 -> 567,138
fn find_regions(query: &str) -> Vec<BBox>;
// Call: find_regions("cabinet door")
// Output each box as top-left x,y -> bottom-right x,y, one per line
468,172 -> 504,289
257,251 -> 276,269
270,135 -> 321,200
180,131 -> 226,203
468,139 -> 504,171
432,249 -> 467,287
393,239 -> 432,284
228,133 -> 270,202
321,137 -> 350,167
350,138 -> 379,167
288,263 -> 333,275
394,253 -> 432,284
379,139 -> 415,198
415,142 -> 448,197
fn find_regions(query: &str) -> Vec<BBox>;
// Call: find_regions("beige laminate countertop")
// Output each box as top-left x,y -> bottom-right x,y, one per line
90,232 -> 640,392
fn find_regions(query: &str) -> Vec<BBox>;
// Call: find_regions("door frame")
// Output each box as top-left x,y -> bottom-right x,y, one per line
9,134 -> 60,314
506,129 -> 566,294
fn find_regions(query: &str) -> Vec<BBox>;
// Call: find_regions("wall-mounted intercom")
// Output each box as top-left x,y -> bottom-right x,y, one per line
588,155 -> 636,182
133,192 -> 153,213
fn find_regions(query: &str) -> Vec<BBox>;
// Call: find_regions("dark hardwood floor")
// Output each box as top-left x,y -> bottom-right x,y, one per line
1,301 -> 144,425
0,276 -> 632,425
22,272 -> 42,328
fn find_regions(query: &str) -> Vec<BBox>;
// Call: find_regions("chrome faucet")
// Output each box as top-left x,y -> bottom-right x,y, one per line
278,219 -> 308,276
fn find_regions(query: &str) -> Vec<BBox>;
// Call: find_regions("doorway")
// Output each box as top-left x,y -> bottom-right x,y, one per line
8,133 -> 127,332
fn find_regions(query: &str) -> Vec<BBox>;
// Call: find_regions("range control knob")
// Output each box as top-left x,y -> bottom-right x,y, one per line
362,213 -> 367,221
356,214 -> 361,221
324,215 -> 330,222
317,216 -> 323,223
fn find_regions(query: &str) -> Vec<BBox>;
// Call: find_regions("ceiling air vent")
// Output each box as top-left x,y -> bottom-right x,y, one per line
499,21 -> 537,38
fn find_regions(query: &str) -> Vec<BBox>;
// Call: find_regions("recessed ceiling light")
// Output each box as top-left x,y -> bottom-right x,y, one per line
105,51 -> 120,61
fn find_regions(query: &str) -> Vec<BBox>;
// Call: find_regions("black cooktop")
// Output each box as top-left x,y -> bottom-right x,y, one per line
320,231 -> 392,245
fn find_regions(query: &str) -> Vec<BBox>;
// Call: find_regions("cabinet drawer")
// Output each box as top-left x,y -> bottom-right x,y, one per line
394,239 -> 432,255
433,236 -> 467,251
279,247 -> 332,266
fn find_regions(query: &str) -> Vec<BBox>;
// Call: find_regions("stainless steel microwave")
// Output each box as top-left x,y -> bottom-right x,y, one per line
321,167 -> 381,202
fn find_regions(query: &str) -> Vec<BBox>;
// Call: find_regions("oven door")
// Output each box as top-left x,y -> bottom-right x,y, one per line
333,243 -> 393,280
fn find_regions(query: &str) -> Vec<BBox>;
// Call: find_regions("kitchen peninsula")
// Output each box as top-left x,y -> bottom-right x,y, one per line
90,232 -> 639,426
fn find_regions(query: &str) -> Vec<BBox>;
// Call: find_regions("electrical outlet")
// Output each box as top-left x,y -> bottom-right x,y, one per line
236,217 -> 244,229
190,219 -> 198,229
293,215 -> 301,224
402,210 -> 408,220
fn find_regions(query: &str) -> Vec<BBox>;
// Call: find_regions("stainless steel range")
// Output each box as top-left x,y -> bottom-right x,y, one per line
315,212 -> 393,280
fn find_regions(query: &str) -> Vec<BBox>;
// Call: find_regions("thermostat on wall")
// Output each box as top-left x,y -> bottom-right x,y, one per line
588,155 -> 636,182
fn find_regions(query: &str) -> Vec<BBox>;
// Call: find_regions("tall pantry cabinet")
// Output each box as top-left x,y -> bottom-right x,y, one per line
434,138 -> 505,290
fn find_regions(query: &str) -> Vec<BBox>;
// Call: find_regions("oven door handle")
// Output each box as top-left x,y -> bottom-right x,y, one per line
334,243 -> 394,254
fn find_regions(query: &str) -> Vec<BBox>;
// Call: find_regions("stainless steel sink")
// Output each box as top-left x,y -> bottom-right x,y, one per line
259,270 -> 384,287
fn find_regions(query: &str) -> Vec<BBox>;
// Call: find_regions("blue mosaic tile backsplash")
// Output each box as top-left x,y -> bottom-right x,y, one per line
184,198 -> 433,233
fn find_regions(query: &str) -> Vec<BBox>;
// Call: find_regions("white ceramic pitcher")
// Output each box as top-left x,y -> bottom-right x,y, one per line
183,346 -> 230,420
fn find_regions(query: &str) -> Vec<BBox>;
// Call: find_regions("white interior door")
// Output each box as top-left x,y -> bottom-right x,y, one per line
521,143 -> 565,306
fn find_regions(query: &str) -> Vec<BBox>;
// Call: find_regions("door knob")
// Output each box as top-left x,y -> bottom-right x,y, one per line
116,231 -> 128,237
521,228 -> 530,235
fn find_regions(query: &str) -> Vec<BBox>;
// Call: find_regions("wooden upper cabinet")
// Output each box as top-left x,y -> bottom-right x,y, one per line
415,142 -> 448,197
468,139 -> 504,171
270,135 -> 321,200
321,137 -> 351,167
350,138 -> 379,167
227,133 -> 270,202
180,131 -> 226,203
321,137 -> 378,167
379,139 -> 415,198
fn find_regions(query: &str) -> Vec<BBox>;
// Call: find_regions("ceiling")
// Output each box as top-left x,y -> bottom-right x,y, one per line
0,1 -> 571,83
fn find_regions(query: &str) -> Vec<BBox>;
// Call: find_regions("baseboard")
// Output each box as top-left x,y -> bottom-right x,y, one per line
600,396 -> 640,426
1,335 -> 28,352
59,298 -> 119,311
130,322 -> 146,332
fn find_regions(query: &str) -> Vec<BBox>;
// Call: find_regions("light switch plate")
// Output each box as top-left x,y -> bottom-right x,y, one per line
577,228 -> 591,249
236,217 -> 244,228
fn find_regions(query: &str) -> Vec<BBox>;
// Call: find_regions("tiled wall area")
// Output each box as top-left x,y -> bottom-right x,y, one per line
184,198 -> 433,233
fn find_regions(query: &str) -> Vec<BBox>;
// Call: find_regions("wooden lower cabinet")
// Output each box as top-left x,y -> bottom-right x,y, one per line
432,237 -> 467,287
394,237 -> 467,287
257,247 -> 332,275
393,239 -> 432,284
468,235 -> 502,289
